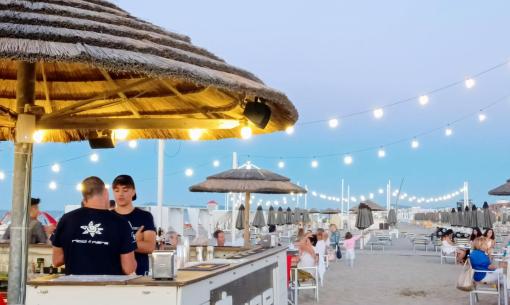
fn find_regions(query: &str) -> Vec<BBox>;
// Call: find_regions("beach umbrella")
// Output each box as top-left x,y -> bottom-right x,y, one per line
267,206 -> 277,226
450,208 -> 457,226
235,204 -> 245,230
457,207 -> 464,227
252,206 -> 266,229
285,207 -> 293,225
302,210 -> 311,224
464,206 -> 472,227
308,208 -> 320,214
502,213 -> 507,225
387,209 -> 397,226
471,205 -> 479,228
475,205 -> 484,228
190,166 -> 306,248
292,208 -> 302,224
276,207 -> 286,226
3,2 -> 300,302
321,208 -> 340,215
355,203 -> 373,230
350,199 -> 386,212
489,179 -> 510,196
483,202 -> 493,229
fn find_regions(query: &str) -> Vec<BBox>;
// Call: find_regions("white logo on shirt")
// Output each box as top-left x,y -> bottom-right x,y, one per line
80,221 -> 104,237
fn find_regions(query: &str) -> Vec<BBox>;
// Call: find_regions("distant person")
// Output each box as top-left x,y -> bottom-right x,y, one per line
112,175 -> 156,276
3,198 -> 49,244
483,228 -> 496,250
213,229 -> 225,247
328,224 -> 341,248
52,176 -> 137,275
470,227 -> 483,244
343,232 -> 361,268
166,231 -> 179,246
441,229 -> 465,263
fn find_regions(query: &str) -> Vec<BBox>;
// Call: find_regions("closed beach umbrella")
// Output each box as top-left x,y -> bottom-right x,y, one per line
450,208 -> 457,226
355,203 -> 373,230
252,206 -> 266,229
483,202 -> 493,229
387,209 -> 397,226
302,210 -> 311,224
286,207 -> 293,225
267,206 -> 277,226
471,205 -> 478,228
464,206 -> 472,227
293,208 -> 302,224
276,207 -> 285,226
457,207 -> 464,227
475,206 -> 484,228
236,204 -> 245,230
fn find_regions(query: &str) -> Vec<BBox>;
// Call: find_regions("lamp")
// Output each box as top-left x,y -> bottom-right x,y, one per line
88,130 -> 115,149
243,98 -> 272,129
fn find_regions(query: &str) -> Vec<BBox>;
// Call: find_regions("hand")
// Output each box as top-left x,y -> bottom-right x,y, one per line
135,226 -> 145,242
45,224 -> 56,236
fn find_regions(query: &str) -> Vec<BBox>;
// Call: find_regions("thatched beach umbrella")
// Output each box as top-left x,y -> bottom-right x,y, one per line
308,208 -> 320,214
489,179 -> 510,196
235,204 -> 245,230
267,206 -> 277,226
321,208 -> 340,215
2,2 -> 300,303
252,206 -> 266,229
276,207 -> 286,226
387,209 -> 397,226
285,207 -> 293,225
190,166 -> 306,247
482,202 -> 493,229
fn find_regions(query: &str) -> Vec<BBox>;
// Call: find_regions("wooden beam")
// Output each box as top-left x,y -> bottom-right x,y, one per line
37,117 -> 240,130
40,62 -> 53,113
0,116 -> 14,127
99,69 -> 141,118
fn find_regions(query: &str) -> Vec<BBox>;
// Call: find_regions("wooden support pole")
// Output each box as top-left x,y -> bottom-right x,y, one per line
243,192 -> 251,248
8,61 -> 36,305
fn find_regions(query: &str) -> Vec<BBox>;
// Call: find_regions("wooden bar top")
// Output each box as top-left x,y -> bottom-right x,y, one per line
28,246 -> 287,287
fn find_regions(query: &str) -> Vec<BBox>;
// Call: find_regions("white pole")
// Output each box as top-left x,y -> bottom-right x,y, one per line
387,180 -> 391,211
231,152 -> 238,244
464,181 -> 469,208
347,184 -> 350,229
341,179 -> 344,228
157,140 -> 164,229
304,185 -> 308,210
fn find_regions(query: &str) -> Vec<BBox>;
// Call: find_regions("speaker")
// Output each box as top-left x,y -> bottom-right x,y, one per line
88,130 -> 115,149
243,100 -> 271,129
15,114 -> 36,143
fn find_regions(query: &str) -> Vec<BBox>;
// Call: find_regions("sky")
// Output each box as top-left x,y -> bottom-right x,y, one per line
2,0 -> 510,211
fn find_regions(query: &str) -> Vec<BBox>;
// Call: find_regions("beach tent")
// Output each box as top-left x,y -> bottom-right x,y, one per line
2,1 -> 299,303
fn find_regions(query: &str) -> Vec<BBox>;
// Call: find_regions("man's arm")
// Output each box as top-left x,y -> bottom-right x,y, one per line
135,227 -> 156,254
52,247 -> 65,267
120,252 -> 137,274
33,222 -> 48,244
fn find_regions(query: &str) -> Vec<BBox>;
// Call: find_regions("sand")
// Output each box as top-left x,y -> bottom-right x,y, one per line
298,224 -> 500,305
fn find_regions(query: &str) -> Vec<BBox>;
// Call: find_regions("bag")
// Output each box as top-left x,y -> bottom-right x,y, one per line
456,260 -> 474,291
336,244 -> 342,259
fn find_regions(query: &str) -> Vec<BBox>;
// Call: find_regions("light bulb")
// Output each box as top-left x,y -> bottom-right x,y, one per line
465,78 -> 476,89
343,155 -> 353,165
328,118 -> 339,128
241,126 -> 252,139
0,171 -> 5,180
32,130 -> 45,143
278,160 -> 285,168
311,159 -> 319,168
51,163 -> 60,173
373,108 -> 384,119
213,160 -> 220,167
478,112 -> 487,122
285,126 -> 295,135
378,188 -> 384,194
411,138 -> 419,149
113,129 -> 129,140
445,127 -> 453,136
49,181 -> 57,190
189,129 -> 204,141
90,153 -> 99,162
369,193 -> 374,199
419,95 -> 429,106
128,140 -> 138,149
185,168 -> 194,177
76,183 -> 83,192
105,184 -> 110,190
377,147 -> 386,158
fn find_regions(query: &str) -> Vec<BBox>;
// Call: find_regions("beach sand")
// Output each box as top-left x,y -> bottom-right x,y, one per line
299,224 -> 500,305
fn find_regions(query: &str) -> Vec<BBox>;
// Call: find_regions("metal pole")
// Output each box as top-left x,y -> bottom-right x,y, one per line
8,61 -> 36,305
244,192 -> 251,248
341,179 -> 344,228
464,181 -> 469,208
304,185 -> 308,210
347,184 -> 350,229
231,152 -> 238,243
157,140 -> 164,229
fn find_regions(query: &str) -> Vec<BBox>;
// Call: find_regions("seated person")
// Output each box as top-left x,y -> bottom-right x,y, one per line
483,228 -> 496,252
166,231 -> 179,246
441,229 -> 466,262
470,237 -> 503,284
3,198 -> 50,244
296,235 -> 318,281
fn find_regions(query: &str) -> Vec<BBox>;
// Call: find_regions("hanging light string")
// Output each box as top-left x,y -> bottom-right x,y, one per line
296,59 -> 510,126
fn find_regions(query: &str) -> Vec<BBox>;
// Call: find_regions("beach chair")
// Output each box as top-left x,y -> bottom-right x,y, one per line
469,269 -> 506,305
440,246 -> 457,264
289,266 -> 319,305
412,238 -> 429,252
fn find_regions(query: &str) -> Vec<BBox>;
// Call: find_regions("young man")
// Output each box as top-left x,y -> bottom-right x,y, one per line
213,229 -> 225,247
3,198 -> 48,244
112,175 -> 156,275
52,176 -> 137,275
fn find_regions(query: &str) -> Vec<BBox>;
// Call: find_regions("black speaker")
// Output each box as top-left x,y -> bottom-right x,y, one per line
88,130 -> 115,149
243,100 -> 272,129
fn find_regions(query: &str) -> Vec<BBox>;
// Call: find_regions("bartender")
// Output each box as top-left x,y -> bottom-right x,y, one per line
112,175 -> 156,275
3,197 -> 49,244
52,176 -> 137,275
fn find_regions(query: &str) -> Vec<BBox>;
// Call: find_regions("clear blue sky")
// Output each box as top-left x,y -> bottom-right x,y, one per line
1,0 -> 510,211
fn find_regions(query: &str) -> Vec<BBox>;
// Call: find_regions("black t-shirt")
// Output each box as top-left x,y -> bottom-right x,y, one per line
52,207 -> 137,275
113,207 -> 156,275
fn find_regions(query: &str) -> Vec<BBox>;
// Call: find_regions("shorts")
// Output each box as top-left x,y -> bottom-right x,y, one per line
345,249 -> 355,260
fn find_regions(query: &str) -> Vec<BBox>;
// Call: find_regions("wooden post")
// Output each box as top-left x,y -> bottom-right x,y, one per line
8,61 -> 36,305
243,192 -> 251,248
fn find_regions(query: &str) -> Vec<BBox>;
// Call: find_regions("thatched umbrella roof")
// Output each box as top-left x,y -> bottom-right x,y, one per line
350,199 -> 386,212
320,208 -> 340,215
0,1 -> 298,142
189,168 -> 307,194
489,179 -> 510,196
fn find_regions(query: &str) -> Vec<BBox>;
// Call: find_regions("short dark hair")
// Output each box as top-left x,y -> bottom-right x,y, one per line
213,229 -> 224,239
308,234 -> 318,246
345,232 -> 352,240
112,175 -> 137,201
81,176 -> 106,201
30,198 -> 40,206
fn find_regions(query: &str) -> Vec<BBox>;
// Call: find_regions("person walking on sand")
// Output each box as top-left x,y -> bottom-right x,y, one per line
343,232 -> 361,268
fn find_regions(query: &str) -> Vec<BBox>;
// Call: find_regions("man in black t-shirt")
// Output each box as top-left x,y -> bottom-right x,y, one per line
52,176 -> 137,275
112,175 -> 156,275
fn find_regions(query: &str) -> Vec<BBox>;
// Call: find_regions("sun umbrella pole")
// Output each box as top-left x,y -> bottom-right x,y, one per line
8,61 -> 36,305
244,192 -> 251,248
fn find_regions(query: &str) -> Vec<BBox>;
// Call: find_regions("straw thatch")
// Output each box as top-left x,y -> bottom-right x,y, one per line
350,199 -> 386,212
489,179 -> 510,196
0,0 -> 298,142
189,168 -> 307,194
320,208 -> 340,215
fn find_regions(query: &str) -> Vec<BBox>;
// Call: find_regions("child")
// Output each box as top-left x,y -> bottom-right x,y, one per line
343,232 -> 361,268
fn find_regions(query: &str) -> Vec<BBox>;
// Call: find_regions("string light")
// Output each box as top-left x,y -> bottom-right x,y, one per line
32,130 -> 44,143
311,159 -> 319,168
411,138 -> 420,149
51,163 -> 60,173
0,171 -> 5,180
285,126 -> 295,135
378,188 -> 384,194
328,119 -> 339,128
213,160 -> 220,167
76,183 -> 83,192
90,153 -> 99,162
241,126 -> 252,139
373,108 -> 384,119
48,181 -> 57,190
185,168 -> 194,177
105,184 -> 110,190
113,129 -> 129,140
377,147 -> 386,158
189,129 -> 204,141
128,140 -> 138,149
419,95 -> 429,106
465,78 -> 476,89
278,160 -> 285,169
445,127 -> 453,137
343,154 -> 353,165
478,111 -> 487,122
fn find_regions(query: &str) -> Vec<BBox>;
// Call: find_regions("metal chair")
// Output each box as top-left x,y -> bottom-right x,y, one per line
439,246 -> 457,264
469,269 -> 506,305
289,266 -> 319,305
